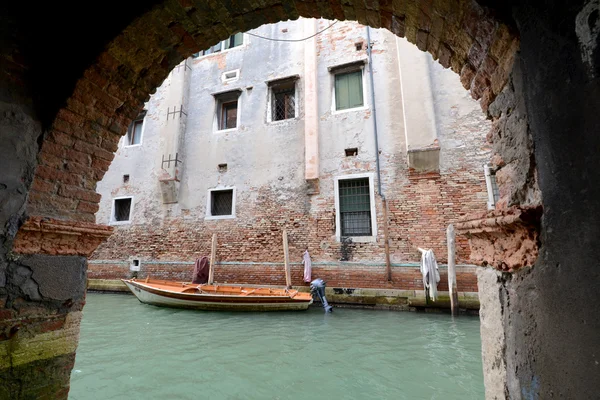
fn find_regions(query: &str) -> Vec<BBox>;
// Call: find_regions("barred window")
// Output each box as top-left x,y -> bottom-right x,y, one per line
113,198 -> 132,223
338,178 -> 372,236
272,82 -> 296,121
210,190 -> 233,216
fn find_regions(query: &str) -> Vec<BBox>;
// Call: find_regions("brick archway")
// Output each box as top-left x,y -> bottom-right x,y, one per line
2,1 -> 528,399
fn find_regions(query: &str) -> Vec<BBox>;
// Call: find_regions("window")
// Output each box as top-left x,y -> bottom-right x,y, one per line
130,259 -> 140,272
272,83 -> 296,121
267,76 -> 299,123
484,164 -> 500,210
206,188 -> 236,219
345,148 -> 358,157
214,91 -> 241,131
111,197 -> 133,224
334,174 -> 377,242
339,178 -> 372,236
126,111 -> 146,146
194,33 -> 244,57
335,70 -> 364,111
220,101 -> 238,130
222,70 -> 239,82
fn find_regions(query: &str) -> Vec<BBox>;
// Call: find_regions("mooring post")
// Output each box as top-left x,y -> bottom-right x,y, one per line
447,224 -> 459,316
208,233 -> 217,285
283,230 -> 292,288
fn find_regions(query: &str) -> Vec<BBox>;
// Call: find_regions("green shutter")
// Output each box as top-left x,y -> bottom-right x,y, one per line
348,71 -> 363,108
232,32 -> 243,47
335,71 -> 363,111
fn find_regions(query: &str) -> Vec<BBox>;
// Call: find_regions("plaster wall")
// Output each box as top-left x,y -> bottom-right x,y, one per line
93,19 -> 491,272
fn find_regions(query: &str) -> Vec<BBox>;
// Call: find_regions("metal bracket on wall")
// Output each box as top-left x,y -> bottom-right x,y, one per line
161,153 -> 183,169
166,105 -> 188,121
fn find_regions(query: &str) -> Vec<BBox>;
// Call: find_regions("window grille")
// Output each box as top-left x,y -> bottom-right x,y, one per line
211,190 -> 233,216
272,86 -> 295,121
490,172 -> 500,203
338,178 -> 372,236
114,198 -> 132,222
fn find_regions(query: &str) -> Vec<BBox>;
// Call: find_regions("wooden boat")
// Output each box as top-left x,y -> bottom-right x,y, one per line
122,278 -> 313,311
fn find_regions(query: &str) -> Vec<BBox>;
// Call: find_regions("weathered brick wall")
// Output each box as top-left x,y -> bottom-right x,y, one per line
89,261 -> 479,293
92,169 -> 487,263
90,156 -> 487,292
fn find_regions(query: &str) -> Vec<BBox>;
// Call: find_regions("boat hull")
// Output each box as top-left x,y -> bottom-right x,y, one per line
123,280 -> 312,311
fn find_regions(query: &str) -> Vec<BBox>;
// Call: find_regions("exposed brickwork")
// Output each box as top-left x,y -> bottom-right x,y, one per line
89,262 -> 479,293
23,0 -> 518,227
91,167 -> 487,262
456,205 -> 542,272
12,217 -> 113,257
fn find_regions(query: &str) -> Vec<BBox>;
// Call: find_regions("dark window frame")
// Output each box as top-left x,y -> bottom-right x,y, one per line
271,83 -> 296,121
219,100 -> 238,130
214,90 -> 241,131
112,197 -> 133,223
209,189 -> 234,217
338,177 -> 372,237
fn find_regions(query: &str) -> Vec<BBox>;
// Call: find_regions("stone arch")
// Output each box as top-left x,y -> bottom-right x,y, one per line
2,1 -> 535,399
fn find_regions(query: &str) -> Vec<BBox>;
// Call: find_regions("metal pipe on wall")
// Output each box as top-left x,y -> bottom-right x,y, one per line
366,26 -> 392,281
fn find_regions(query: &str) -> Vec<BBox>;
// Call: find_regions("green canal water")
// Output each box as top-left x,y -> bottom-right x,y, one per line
69,293 -> 484,400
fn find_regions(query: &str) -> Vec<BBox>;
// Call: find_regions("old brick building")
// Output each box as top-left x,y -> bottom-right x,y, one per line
89,19 -> 492,294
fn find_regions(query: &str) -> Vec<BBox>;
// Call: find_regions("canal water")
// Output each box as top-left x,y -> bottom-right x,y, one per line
69,293 -> 484,400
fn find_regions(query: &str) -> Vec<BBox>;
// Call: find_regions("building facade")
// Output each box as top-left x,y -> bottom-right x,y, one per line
89,19 -> 492,296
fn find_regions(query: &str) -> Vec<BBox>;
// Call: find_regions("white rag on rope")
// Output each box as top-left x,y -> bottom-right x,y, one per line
302,250 -> 312,283
420,249 -> 440,301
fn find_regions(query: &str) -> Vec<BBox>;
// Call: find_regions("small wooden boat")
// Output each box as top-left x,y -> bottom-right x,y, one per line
122,278 -> 313,311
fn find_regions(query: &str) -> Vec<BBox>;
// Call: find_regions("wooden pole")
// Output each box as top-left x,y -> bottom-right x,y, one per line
283,230 -> 292,288
447,224 -> 459,316
208,233 -> 217,285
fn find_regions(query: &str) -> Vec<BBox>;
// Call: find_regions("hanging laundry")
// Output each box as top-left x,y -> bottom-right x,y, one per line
192,256 -> 209,284
419,249 -> 440,301
302,249 -> 312,283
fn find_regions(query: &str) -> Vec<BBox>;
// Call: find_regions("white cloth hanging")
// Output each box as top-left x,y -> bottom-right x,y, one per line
420,249 -> 440,301
302,250 -> 312,283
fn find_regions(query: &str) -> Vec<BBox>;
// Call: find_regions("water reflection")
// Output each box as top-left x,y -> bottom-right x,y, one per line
70,294 -> 483,400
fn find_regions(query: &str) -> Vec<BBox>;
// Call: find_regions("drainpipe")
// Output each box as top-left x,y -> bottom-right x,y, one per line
366,27 -> 392,281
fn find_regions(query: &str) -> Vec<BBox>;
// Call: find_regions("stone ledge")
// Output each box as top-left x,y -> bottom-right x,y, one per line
13,216 -> 113,257
86,279 -> 480,310
455,206 -> 542,272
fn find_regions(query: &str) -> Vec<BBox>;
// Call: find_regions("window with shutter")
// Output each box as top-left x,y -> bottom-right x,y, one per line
335,70 -> 364,111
